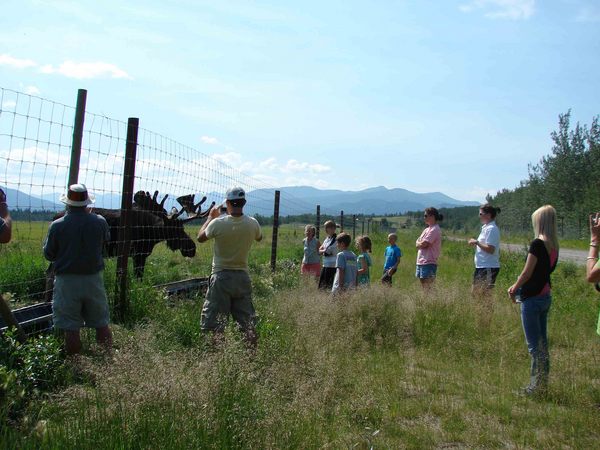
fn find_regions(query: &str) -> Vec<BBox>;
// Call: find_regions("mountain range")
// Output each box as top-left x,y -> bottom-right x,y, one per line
2,185 -> 478,216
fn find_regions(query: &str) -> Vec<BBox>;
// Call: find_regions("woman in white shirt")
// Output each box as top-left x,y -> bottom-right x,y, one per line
468,204 -> 501,296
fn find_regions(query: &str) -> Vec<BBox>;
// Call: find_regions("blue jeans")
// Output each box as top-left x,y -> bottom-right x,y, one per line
520,294 -> 551,385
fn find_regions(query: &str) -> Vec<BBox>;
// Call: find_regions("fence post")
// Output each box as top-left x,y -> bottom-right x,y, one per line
362,219 -> 365,235
115,118 -> 139,322
352,214 -> 356,238
270,190 -> 280,272
45,88 -> 88,304
367,218 -> 371,234
316,205 -> 321,240
340,210 -> 344,232
68,88 -> 87,186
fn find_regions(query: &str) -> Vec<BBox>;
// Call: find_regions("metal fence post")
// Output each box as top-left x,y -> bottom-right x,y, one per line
316,204 -> 321,240
270,190 -> 280,272
115,117 -> 139,321
45,88 -> 88,304
340,210 -> 344,232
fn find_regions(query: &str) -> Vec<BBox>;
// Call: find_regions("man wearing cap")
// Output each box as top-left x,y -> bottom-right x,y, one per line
0,188 -> 12,244
43,184 -> 112,355
197,187 -> 262,346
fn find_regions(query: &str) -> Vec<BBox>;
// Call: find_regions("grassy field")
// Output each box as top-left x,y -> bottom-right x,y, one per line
2,222 -> 600,448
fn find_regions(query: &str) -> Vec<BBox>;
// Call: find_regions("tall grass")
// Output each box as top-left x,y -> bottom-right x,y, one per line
2,229 -> 600,448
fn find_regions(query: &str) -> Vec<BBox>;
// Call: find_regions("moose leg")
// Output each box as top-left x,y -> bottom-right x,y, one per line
44,263 -> 55,303
132,254 -> 148,279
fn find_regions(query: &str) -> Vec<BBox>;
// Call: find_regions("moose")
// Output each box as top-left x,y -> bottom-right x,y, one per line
48,190 -> 215,281
94,190 -> 215,278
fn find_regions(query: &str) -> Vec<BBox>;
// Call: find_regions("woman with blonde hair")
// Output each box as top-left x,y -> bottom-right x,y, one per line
508,205 -> 559,396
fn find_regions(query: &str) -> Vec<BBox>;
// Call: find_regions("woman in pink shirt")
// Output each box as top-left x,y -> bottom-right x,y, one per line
415,207 -> 443,290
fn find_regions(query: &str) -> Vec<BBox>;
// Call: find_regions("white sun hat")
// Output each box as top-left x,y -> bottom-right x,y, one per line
59,183 -> 95,207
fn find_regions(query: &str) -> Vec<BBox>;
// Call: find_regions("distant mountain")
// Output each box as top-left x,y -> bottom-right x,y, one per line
4,185 -> 478,216
3,187 -> 61,211
244,186 -> 479,216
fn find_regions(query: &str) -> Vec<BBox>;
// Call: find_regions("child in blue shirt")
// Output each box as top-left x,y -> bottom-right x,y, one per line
382,233 -> 402,285
332,232 -> 358,295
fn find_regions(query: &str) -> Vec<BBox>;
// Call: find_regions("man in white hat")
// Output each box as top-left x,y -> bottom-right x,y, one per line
0,188 -> 12,244
197,187 -> 262,347
43,184 -> 112,355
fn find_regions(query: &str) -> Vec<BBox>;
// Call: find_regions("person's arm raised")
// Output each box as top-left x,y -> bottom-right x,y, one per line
197,206 -> 221,243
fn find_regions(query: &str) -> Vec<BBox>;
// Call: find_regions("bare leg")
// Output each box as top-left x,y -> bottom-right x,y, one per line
95,326 -> 112,349
64,330 -> 82,355
420,278 -> 435,292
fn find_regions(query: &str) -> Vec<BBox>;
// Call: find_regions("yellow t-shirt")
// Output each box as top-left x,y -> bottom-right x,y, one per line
205,214 -> 262,273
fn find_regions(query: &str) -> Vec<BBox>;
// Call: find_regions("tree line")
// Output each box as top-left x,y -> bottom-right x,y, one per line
489,111 -> 599,238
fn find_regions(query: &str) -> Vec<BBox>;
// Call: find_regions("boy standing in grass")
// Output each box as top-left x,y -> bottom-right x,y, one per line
381,233 -> 402,285
332,233 -> 357,295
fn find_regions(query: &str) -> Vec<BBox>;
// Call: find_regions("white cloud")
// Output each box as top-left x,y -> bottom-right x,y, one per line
201,136 -> 220,145
459,0 -> 535,20
24,86 -> 41,96
0,54 -> 37,69
0,53 -> 132,81
40,61 -> 132,79
282,159 -> 332,174
1,100 -> 16,110
210,152 -> 333,187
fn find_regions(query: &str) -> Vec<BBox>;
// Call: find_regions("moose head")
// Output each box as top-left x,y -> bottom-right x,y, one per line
133,190 -> 216,258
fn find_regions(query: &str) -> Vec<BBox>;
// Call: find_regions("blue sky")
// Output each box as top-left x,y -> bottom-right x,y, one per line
1,0 -> 599,201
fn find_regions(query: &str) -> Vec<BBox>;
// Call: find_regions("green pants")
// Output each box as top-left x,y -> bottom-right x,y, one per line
201,270 -> 255,332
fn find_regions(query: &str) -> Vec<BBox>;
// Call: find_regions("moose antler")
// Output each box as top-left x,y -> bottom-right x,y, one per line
175,194 -> 216,222
134,190 -> 169,215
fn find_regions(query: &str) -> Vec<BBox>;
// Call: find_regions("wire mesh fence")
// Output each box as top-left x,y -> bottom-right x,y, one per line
0,87 -> 324,315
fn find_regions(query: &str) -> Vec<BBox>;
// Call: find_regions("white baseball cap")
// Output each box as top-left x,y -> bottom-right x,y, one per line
223,186 -> 246,204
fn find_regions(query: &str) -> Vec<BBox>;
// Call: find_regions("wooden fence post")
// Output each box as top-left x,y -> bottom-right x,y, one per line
68,88 -> 87,186
316,205 -> 321,240
352,214 -> 356,238
362,219 -> 365,235
270,190 -> 280,272
45,88 -> 88,304
340,210 -> 344,232
115,118 -> 139,322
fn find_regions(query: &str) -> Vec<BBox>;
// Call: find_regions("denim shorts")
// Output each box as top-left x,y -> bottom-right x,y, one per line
415,264 -> 437,279
52,272 -> 110,330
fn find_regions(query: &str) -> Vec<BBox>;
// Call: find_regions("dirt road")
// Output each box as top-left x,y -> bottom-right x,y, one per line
448,237 -> 587,265
501,242 -> 586,265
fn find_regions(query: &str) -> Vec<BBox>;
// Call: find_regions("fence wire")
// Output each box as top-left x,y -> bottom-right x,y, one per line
0,87 -> 323,307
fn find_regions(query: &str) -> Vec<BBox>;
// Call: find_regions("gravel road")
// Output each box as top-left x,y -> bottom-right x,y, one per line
447,237 -> 587,265
501,243 -> 586,265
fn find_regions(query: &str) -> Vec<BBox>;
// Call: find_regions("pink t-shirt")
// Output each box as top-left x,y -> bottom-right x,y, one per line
416,224 -> 441,265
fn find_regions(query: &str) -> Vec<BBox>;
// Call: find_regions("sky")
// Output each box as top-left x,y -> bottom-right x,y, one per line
1,0 -> 599,202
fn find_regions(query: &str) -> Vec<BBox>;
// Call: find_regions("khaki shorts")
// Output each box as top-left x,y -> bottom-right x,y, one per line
201,270 -> 255,332
52,272 -> 110,331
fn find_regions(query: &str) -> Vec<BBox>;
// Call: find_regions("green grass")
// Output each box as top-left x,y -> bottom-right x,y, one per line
2,223 -> 600,448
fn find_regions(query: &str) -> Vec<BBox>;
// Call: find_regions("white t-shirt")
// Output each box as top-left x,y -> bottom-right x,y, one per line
205,214 -> 262,273
475,220 -> 500,268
